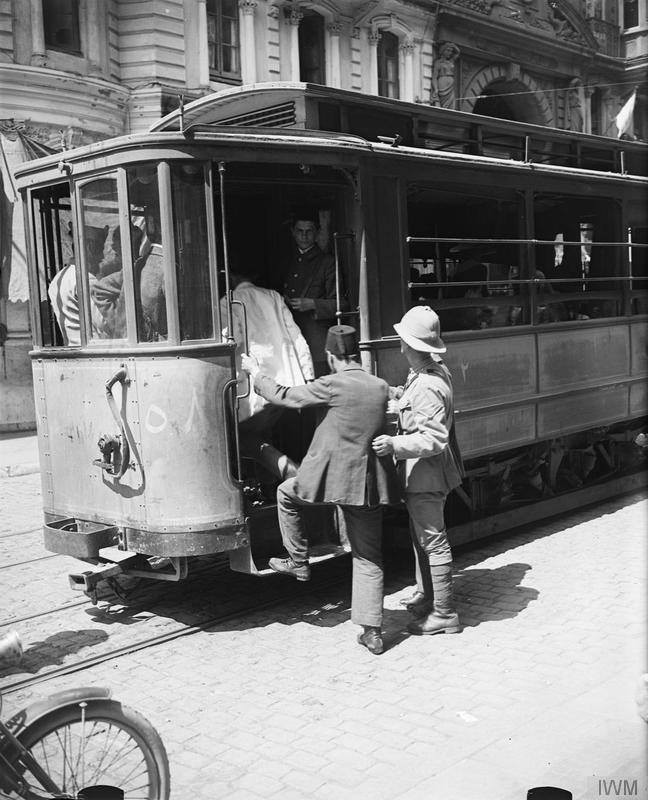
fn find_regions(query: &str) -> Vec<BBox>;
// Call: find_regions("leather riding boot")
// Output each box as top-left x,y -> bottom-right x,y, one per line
407,563 -> 461,635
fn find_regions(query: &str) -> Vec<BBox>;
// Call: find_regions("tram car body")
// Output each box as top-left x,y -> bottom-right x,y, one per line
14,83 -> 648,593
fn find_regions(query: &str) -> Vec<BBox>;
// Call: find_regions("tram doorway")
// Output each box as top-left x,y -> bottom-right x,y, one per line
472,79 -> 546,126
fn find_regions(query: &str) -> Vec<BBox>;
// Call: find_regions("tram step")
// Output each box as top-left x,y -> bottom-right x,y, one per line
229,543 -> 350,577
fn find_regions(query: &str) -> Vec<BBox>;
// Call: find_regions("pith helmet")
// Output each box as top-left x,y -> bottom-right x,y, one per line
325,325 -> 359,357
394,306 -> 446,353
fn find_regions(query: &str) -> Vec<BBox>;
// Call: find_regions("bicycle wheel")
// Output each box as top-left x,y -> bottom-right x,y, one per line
15,699 -> 170,800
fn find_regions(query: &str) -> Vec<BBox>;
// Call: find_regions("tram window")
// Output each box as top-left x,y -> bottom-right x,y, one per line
126,166 -> 167,343
78,177 -> 127,341
534,195 -> 621,321
170,163 -> 214,340
30,183 -> 74,346
407,187 -> 523,331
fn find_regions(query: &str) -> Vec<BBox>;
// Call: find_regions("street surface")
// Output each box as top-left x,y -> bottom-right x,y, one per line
1,471 -> 647,800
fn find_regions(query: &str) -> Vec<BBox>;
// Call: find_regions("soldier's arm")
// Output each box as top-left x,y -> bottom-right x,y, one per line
390,383 -> 450,460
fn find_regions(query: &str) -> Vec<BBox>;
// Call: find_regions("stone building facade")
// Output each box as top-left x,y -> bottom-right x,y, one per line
0,0 -> 645,430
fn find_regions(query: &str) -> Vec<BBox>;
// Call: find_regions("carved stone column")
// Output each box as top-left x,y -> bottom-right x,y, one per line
584,86 -> 594,135
401,38 -> 415,102
368,29 -> 381,96
30,0 -> 46,66
287,5 -> 303,82
327,21 -> 342,88
240,0 -> 258,84
86,0 -> 103,75
197,0 -> 211,86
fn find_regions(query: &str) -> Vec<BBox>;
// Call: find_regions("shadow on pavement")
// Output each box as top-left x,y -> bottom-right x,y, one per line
454,563 -> 538,627
0,629 -> 109,677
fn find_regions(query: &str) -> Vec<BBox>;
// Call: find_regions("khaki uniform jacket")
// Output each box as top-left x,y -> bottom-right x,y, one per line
254,364 -> 402,507
391,359 -> 465,495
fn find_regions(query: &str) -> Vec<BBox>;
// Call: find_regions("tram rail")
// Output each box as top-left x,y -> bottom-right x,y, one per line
1,560 -> 354,697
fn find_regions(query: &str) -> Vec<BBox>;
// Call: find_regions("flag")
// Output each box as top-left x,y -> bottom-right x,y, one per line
615,89 -> 636,139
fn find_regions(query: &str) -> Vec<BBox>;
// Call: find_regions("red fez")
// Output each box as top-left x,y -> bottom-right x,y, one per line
325,325 -> 359,357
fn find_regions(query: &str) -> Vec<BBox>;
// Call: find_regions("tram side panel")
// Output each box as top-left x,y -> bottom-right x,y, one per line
372,319 -> 647,461
34,350 -> 245,560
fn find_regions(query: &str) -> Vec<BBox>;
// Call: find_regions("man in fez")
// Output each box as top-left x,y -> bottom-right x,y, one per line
242,325 -> 401,655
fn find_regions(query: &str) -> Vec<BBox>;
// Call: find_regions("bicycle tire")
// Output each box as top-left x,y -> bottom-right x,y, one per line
15,699 -> 170,800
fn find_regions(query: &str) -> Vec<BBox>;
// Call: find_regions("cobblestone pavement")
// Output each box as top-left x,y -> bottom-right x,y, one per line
1,472 -> 647,800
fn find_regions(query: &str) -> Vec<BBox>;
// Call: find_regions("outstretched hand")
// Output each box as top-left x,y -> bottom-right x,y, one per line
241,353 -> 260,378
372,435 -> 394,457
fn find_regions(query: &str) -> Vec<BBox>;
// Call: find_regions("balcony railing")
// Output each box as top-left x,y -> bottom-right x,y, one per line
587,17 -> 621,57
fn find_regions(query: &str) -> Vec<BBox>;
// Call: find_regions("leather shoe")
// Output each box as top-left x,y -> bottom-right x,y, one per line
268,556 -> 311,582
357,628 -> 384,655
407,611 -> 461,636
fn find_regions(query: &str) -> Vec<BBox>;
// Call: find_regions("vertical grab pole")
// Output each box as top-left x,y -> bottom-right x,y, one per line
218,162 -> 235,344
217,162 -> 242,482
333,232 -> 342,325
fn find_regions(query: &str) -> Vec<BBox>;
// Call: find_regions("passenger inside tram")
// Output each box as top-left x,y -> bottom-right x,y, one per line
48,221 -> 106,345
281,209 -> 348,377
89,177 -> 167,342
220,260 -> 314,483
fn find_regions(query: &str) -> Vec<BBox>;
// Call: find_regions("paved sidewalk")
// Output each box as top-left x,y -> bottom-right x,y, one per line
0,430 -> 39,478
1,477 -> 646,800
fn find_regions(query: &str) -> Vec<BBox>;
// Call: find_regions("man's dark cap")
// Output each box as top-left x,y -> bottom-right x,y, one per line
325,325 -> 359,357
292,207 -> 320,226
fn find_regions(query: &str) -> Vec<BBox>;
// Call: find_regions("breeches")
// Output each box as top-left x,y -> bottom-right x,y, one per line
277,478 -> 384,627
406,490 -> 452,567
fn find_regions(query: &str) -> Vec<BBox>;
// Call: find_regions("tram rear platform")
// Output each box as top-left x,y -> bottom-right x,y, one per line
2,472 -> 646,800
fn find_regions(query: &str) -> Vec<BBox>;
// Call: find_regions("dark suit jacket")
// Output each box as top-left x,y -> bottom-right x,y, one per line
254,364 -> 402,507
282,245 -> 348,368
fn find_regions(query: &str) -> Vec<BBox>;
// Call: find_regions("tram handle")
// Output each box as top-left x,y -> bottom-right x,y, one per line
93,365 -> 131,479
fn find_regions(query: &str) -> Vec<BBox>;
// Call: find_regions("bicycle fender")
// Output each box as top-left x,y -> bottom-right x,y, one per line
4,687 -> 112,737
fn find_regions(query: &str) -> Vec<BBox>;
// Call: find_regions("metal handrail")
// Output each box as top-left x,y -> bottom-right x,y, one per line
407,237 -> 648,248
409,276 -> 647,288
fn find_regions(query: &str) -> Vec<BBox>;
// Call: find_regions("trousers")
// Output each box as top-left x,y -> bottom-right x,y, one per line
277,477 -> 384,627
406,490 -> 452,595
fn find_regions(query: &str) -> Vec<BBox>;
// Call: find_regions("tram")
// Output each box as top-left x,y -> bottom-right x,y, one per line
14,83 -> 648,595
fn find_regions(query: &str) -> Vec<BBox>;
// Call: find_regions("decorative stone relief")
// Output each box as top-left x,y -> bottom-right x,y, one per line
286,5 -> 303,25
0,119 -> 56,146
431,42 -> 460,109
565,77 -> 585,132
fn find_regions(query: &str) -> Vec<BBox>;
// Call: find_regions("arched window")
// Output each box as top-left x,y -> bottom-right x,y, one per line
299,10 -> 326,84
42,0 -> 80,55
377,31 -> 399,99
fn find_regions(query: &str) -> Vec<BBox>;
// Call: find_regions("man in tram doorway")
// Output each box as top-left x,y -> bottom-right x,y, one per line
241,325 -> 401,655
282,210 -> 348,377
372,306 -> 465,636
221,262 -> 315,481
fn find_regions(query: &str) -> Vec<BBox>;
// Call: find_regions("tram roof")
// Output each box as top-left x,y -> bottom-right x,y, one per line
12,82 -> 648,187
150,81 -> 647,173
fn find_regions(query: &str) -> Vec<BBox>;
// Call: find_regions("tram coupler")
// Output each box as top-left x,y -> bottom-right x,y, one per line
69,549 -> 140,603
